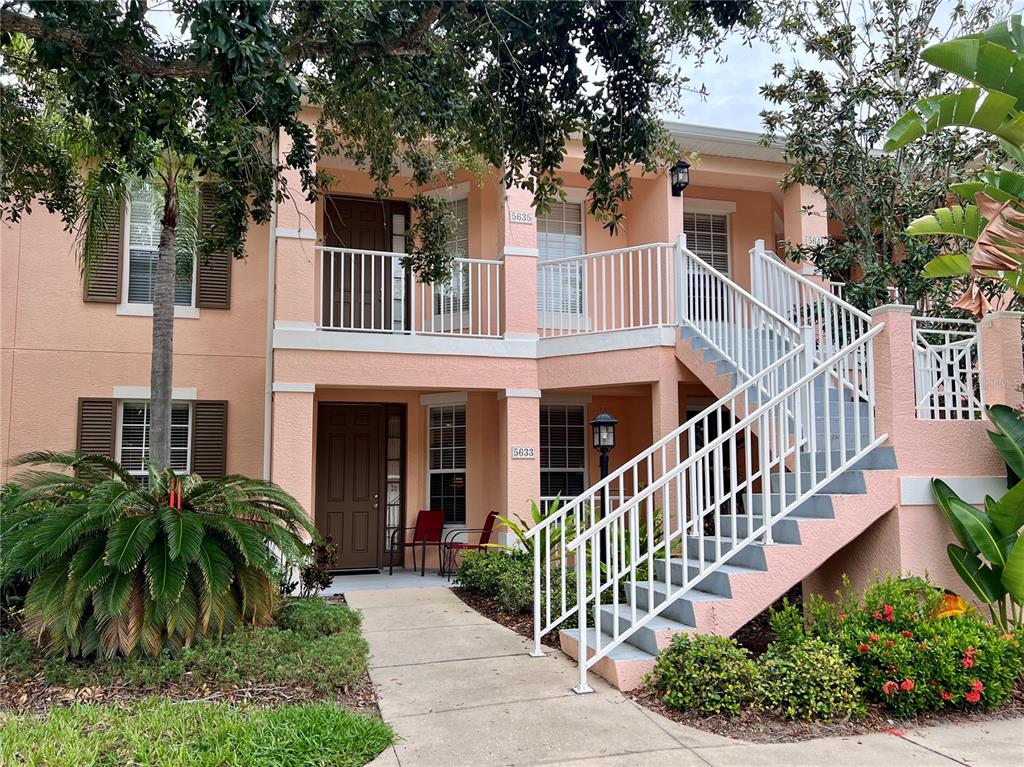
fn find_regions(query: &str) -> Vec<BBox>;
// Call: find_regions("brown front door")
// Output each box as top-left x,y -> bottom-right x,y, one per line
316,404 -> 384,570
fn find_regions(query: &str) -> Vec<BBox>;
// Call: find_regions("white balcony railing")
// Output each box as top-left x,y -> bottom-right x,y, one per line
912,317 -> 984,420
537,243 -> 677,337
318,247 -> 504,338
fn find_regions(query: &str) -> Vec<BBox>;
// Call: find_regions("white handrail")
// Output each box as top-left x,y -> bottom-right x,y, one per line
912,317 -> 984,420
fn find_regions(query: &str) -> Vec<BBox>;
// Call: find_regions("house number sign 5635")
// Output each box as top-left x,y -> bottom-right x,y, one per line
510,210 -> 534,224
511,446 -> 535,459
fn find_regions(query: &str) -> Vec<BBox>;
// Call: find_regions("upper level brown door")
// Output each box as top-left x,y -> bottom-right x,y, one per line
316,404 -> 384,570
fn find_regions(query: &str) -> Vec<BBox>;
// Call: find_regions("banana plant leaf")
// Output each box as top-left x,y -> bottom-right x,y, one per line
1003,536 -> 1024,602
885,89 -> 1024,150
932,479 -> 981,553
921,36 -> 1024,111
950,504 -> 1007,567
975,14 -> 1024,54
948,543 -> 1006,603
986,482 -> 1024,538
922,254 -> 972,278
988,404 -> 1024,479
907,205 -> 983,241
951,169 -> 1024,203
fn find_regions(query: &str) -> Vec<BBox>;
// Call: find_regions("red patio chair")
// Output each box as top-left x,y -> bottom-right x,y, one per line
440,511 -> 499,578
389,509 -> 446,576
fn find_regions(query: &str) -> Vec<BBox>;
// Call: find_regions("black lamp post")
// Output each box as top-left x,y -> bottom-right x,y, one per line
590,410 -> 618,527
670,158 -> 691,197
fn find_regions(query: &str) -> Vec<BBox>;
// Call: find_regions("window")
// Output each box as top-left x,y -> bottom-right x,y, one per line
540,404 -> 587,505
427,404 -> 466,524
126,181 -> 194,306
683,212 -> 730,274
118,401 -> 192,484
384,410 -> 404,552
537,200 -> 584,314
435,198 -> 469,314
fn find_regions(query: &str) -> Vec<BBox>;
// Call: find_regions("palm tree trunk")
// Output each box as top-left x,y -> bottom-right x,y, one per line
149,183 -> 178,470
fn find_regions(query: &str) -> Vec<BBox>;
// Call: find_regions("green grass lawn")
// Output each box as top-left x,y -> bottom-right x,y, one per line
0,599 -> 395,767
0,699 -> 393,767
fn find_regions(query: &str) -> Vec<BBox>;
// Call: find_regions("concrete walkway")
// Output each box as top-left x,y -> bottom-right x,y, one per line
347,587 -> 1023,767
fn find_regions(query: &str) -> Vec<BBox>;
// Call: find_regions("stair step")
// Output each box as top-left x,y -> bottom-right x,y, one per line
652,558 -> 762,597
771,468 -> 867,495
749,492 -> 835,521
596,604 -> 695,655
561,627 -> 656,662
629,579 -> 725,626
800,445 -> 896,471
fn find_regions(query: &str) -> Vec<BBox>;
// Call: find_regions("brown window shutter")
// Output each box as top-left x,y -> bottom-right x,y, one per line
77,398 -> 116,457
82,203 -> 122,303
192,400 -> 228,478
196,184 -> 232,309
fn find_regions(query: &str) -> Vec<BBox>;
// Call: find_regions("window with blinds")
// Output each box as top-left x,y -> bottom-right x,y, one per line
428,404 -> 466,524
118,401 -> 192,485
127,181 -> 194,305
540,404 -> 587,504
537,200 -> 585,314
683,212 -> 730,274
435,198 -> 469,314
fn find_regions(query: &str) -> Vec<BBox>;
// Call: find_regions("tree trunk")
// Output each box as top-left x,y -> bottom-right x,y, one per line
149,182 -> 178,470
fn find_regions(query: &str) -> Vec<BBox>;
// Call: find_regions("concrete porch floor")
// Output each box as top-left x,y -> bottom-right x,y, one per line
344,587 -> 1023,767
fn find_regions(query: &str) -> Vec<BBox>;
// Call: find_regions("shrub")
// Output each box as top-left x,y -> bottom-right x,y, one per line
804,575 -> 1024,718
647,633 -> 759,715
274,598 -> 361,639
299,539 -> 338,598
0,452 -> 314,659
454,550 -> 577,626
758,637 -> 865,721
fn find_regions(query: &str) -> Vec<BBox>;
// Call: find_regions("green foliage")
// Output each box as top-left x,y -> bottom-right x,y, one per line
767,597 -> 804,649
886,15 -> 1024,307
0,699 -> 394,767
761,0 -> 1003,313
299,539 -> 338,598
647,633 -> 760,715
758,637 -> 865,721
1,598 -> 368,695
802,575 -> 1024,718
454,549 -> 577,624
0,452 -> 314,659
493,496 -> 576,558
932,405 -> 1024,630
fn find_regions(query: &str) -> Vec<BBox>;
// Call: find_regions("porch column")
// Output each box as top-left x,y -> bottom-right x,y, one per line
651,350 -> 681,442
498,389 -> 541,535
868,304 -> 916,448
274,125 -> 319,329
271,385 -> 316,528
978,311 -> 1024,409
499,182 -> 539,337
782,184 -> 829,274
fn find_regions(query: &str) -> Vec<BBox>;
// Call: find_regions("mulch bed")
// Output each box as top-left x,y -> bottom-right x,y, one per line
452,586 -> 1024,743
0,595 -> 380,716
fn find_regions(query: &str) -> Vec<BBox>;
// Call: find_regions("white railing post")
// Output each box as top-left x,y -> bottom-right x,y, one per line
573,545 -> 592,694
750,239 -> 765,302
531,539 -> 544,657
675,234 -> 686,325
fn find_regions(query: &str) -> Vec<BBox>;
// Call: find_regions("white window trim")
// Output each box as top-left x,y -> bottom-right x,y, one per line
683,209 -> 731,276
561,187 -> 588,204
118,195 -> 200,319
115,400 -> 194,481
539,402 -> 589,507
419,391 -> 467,406
422,181 -> 471,201
425,403 -> 467,526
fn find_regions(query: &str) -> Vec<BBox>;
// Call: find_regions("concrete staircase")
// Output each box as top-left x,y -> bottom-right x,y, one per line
558,322 -> 898,690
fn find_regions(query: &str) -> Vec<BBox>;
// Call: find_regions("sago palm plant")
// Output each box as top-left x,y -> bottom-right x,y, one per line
0,452 -> 315,658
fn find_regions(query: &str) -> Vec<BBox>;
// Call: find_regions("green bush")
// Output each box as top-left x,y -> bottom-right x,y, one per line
758,637 -> 865,721
1,599 -> 370,695
647,633 -> 760,715
0,699 -> 394,767
1,452 -> 314,659
454,550 -> 577,626
274,598 -> 361,639
803,575 -> 1024,718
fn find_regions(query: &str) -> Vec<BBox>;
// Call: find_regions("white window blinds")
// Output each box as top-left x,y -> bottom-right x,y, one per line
537,200 -> 585,314
683,212 -> 730,275
127,181 -> 193,306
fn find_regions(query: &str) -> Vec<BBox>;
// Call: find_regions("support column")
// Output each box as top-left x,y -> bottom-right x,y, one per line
274,124 -> 319,330
271,386 -> 316,527
978,311 -> 1024,409
499,182 -> 540,338
868,304 -> 916,448
498,389 -> 541,535
651,350 -> 681,442
783,184 -> 829,274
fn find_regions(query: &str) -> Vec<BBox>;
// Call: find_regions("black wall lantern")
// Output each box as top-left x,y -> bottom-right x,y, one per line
670,158 -> 691,197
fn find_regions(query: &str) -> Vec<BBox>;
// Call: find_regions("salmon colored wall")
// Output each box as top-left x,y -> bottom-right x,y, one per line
1,210 -> 269,482
681,184 -> 776,293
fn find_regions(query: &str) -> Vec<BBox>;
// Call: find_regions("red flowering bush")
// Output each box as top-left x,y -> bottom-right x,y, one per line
798,576 -> 1023,718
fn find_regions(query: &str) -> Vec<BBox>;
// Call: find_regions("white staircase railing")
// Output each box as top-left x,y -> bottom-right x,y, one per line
527,238 -> 885,693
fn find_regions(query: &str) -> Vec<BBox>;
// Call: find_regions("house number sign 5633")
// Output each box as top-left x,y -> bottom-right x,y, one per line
511,446 -> 535,459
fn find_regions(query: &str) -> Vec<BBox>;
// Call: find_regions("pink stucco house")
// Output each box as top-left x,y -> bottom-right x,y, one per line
2,120 -> 1021,690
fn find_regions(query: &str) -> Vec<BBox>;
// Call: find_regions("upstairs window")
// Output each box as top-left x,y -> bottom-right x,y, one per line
683,212 -> 730,275
435,198 -> 470,314
537,200 -> 585,314
126,181 -> 194,306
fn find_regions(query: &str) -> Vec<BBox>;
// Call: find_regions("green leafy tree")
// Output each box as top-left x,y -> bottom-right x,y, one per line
2,0 -> 756,468
885,13 -> 1024,316
760,0 -> 1003,313
0,452 -> 314,658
